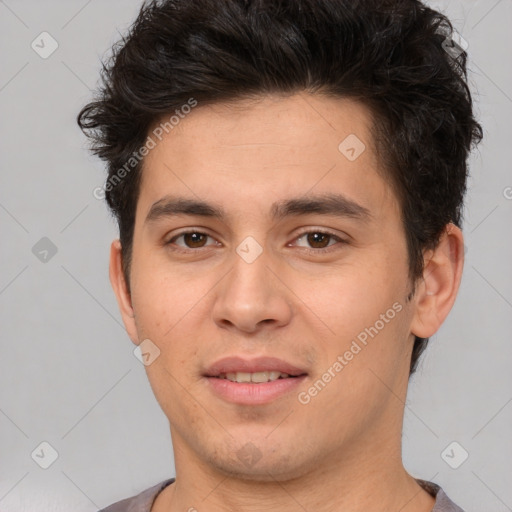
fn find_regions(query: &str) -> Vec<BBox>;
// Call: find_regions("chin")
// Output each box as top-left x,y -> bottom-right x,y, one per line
203,442 -> 314,483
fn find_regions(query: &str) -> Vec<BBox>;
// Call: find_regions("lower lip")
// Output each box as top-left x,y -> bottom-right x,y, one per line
205,376 -> 307,405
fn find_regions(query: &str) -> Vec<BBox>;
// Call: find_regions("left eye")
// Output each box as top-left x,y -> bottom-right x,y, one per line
293,231 -> 341,250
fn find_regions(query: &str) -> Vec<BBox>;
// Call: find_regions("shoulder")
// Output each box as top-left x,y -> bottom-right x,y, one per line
417,479 -> 466,512
99,479 -> 175,512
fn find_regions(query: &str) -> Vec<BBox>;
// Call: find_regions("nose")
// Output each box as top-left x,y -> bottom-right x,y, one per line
211,249 -> 293,335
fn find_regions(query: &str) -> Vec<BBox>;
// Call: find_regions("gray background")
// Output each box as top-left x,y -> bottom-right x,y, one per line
0,0 -> 511,510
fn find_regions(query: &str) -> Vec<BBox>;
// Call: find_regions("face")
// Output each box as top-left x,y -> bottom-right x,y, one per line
114,93 -> 422,481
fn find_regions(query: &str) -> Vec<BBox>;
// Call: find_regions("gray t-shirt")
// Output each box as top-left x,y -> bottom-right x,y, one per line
99,478 -> 465,511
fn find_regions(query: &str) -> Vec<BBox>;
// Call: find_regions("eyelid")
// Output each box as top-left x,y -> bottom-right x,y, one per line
166,228 -> 220,247
292,227 -> 345,241
289,227 -> 347,252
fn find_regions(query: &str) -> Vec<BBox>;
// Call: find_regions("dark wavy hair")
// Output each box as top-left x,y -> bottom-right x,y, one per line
77,0 -> 482,375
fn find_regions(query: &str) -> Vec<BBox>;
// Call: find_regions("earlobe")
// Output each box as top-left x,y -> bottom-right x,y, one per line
109,240 -> 139,344
410,223 -> 464,339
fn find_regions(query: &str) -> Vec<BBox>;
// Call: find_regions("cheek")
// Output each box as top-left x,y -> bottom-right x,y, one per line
296,253 -> 412,385
304,304 -> 412,432
292,261 -> 400,337
131,251 -> 201,326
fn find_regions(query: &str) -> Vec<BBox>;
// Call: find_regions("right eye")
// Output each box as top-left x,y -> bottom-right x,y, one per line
166,231 -> 221,252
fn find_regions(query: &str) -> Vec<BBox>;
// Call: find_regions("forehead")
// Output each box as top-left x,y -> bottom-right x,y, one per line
137,93 -> 396,223
145,93 -> 377,163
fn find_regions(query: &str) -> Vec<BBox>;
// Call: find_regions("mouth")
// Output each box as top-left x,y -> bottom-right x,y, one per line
203,356 -> 308,405
214,371 -> 299,383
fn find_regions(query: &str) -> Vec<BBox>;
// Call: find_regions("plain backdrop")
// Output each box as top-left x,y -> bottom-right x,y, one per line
0,0 -> 511,511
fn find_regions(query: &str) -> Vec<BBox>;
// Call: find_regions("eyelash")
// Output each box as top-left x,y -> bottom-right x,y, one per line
165,228 -> 347,255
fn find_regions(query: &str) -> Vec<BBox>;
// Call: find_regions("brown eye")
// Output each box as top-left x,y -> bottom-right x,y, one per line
168,231 -> 216,250
306,232 -> 331,248
182,232 -> 208,248
294,231 -> 340,250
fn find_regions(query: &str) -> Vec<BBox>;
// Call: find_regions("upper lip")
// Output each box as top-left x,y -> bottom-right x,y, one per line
204,356 -> 308,377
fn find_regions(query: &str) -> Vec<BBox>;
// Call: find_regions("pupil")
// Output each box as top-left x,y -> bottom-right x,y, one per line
308,232 -> 329,248
185,233 -> 206,248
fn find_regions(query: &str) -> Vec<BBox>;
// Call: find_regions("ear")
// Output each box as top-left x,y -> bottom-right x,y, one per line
410,223 -> 465,338
109,239 -> 139,345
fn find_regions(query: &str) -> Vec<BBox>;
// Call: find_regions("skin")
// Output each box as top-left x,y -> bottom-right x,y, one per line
109,93 -> 464,512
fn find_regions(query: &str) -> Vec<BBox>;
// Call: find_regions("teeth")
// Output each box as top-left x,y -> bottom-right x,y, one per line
219,371 -> 291,383
251,371 -> 271,383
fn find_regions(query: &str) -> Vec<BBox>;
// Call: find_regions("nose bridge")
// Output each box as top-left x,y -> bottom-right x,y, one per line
230,244 -> 271,297
212,241 -> 292,332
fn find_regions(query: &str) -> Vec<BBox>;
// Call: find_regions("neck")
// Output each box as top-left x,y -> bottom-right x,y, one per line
152,424 -> 435,512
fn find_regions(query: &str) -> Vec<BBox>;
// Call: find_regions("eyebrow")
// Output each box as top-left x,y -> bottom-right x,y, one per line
145,193 -> 372,224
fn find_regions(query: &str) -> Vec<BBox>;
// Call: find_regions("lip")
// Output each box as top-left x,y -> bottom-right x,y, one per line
205,375 -> 307,405
204,356 -> 307,377
203,356 -> 308,405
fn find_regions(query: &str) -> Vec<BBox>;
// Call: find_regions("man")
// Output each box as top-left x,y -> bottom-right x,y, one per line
78,0 -> 482,510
